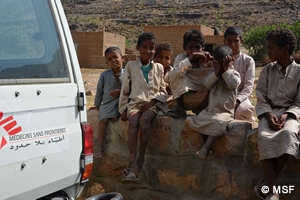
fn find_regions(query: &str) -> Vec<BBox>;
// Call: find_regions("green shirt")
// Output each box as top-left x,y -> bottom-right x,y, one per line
141,64 -> 152,83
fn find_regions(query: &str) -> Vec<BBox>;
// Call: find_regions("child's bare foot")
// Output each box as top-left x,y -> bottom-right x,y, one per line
196,147 -> 210,159
94,147 -> 103,158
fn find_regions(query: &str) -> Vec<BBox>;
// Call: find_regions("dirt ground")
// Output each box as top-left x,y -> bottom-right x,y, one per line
79,70 -> 106,199
81,68 -> 107,108
82,68 -> 106,93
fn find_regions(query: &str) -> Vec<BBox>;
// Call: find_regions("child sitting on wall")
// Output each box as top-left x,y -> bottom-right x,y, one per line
154,42 -> 175,110
89,46 -> 124,158
224,26 -> 256,122
254,28 -> 300,200
119,32 -> 167,182
188,45 -> 241,159
167,29 -> 213,118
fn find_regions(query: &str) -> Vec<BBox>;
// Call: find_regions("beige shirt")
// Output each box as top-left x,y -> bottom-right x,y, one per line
119,60 -> 167,114
255,60 -> 300,118
255,61 -> 300,160
167,54 -> 212,99
189,69 -> 241,136
233,52 -> 255,103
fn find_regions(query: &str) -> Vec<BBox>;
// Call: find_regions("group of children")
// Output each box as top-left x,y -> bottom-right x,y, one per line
90,26 -> 300,200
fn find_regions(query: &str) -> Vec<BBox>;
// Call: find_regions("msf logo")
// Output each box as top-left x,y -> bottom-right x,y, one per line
0,111 -> 22,149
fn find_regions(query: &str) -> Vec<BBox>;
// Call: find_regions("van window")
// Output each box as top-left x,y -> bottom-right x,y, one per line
0,0 -> 70,84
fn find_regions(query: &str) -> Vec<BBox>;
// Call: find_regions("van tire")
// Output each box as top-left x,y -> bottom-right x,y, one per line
37,191 -> 69,200
85,192 -> 123,200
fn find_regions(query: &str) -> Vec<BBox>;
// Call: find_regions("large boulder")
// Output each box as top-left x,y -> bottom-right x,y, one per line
81,110 -> 300,200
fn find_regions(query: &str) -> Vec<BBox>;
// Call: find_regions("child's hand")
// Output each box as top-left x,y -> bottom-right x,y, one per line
205,52 -> 213,63
121,111 -> 128,121
277,113 -> 288,127
278,113 -> 296,125
88,106 -> 99,111
110,89 -> 121,98
212,60 -> 221,76
221,55 -> 234,72
265,112 -> 283,130
141,99 -> 157,112
204,60 -> 214,68
188,52 -> 207,63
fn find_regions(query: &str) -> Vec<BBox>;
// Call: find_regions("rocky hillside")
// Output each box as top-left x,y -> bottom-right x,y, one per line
62,0 -> 299,48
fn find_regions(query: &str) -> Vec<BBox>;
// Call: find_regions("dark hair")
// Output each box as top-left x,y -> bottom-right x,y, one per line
183,29 -> 205,50
212,27 -> 220,35
154,42 -> 173,59
224,26 -> 243,40
292,52 -> 300,64
266,28 -> 297,55
214,45 -> 233,62
137,32 -> 156,47
104,46 -> 122,56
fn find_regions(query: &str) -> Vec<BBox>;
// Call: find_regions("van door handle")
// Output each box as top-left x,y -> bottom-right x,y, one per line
78,92 -> 84,111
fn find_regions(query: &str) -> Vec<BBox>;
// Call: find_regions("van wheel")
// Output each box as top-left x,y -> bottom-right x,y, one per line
85,192 -> 123,200
36,191 -> 69,200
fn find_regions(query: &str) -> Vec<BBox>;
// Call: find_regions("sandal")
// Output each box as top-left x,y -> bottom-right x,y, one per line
265,193 -> 279,200
123,168 -> 130,177
166,107 -> 186,118
254,180 -> 267,200
121,172 -> 139,183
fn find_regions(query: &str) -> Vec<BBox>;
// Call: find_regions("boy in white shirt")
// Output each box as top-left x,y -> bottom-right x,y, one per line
224,26 -> 256,122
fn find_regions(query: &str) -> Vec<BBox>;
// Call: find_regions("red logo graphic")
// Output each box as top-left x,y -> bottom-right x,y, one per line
0,111 -> 22,149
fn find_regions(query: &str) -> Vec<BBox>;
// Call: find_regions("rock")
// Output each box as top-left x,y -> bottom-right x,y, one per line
70,23 -> 79,30
82,110 -> 300,200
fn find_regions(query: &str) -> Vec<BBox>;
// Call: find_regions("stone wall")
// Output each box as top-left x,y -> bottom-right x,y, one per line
80,110 -> 300,200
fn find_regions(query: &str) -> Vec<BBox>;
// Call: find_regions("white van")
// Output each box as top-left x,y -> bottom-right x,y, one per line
0,0 -> 93,199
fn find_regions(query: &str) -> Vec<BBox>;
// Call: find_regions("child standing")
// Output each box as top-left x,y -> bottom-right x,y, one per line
255,29 -> 300,200
89,46 -> 124,158
154,42 -> 175,109
119,32 -> 167,182
224,26 -> 256,122
167,29 -> 212,118
189,45 -> 241,159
